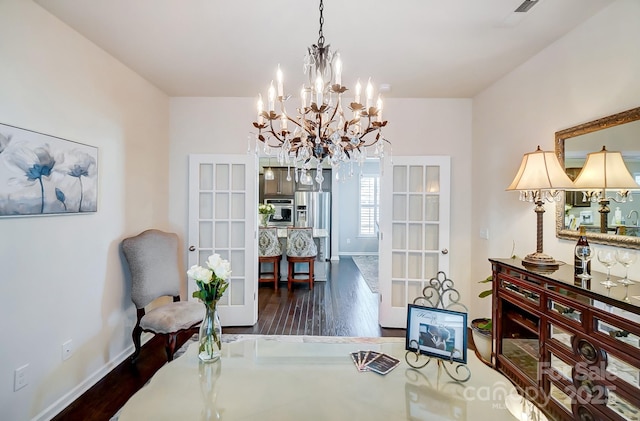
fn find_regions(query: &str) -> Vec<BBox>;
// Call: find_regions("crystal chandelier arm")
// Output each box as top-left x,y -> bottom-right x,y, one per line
257,114 -> 285,146
320,98 -> 341,140
354,113 -> 385,147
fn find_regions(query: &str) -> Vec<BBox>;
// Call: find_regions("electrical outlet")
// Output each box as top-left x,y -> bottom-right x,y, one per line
14,364 -> 28,391
62,340 -> 73,361
346,238 -> 351,244
480,228 -> 490,240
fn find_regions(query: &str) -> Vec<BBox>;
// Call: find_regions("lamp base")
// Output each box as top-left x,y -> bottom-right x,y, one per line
522,252 -> 560,271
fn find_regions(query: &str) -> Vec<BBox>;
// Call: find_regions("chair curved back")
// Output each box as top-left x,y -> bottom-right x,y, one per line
258,227 -> 282,257
122,229 -> 181,309
286,227 -> 317,257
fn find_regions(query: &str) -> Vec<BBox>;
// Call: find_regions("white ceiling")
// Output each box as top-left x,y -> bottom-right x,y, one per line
34,0 -> 615,98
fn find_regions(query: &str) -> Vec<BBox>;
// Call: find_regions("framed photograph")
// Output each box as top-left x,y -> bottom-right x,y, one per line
0,123 -> 98,217
406,304 -> 468,364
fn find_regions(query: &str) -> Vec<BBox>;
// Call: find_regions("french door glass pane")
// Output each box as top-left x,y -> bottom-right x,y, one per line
392,223 -> 406,249
408,253 -> 422,279
230,279 -> 244,305
423,254 -> 439,277
409,166 -> 424,192
231,164 -> 245,190
215,193 -> 229,219
214,222 -> 229,248
425,196 -> 439,221
408,195 -> 423,221
215,164 -> 229,190
199,164 -> 213,190
424,225 -> 439,250
199,221 -> 213,249
230,222 -> 245,248
231,193 -> 245,219
392,252 -> 406,278
426,166 -> 440,193
392,281 -> 405,307
393,195 -> 406,220
393,167 -> 407,192
408,224 -> 422,250
199,192 -> 213,219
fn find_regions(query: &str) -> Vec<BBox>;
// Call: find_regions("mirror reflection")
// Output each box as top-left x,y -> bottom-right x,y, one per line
556,107 -> 640,249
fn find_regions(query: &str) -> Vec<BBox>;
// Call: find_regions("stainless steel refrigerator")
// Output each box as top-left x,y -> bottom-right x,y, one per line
294,191 -> 331,259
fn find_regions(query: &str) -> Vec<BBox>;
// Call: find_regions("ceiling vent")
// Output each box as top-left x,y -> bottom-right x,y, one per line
514,0 -> 539,13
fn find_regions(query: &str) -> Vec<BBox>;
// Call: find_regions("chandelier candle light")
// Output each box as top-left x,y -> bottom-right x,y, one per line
252,0 -> 389,188
507,146 -> 575,269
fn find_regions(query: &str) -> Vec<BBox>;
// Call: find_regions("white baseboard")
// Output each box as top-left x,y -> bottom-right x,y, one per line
32,332 -> 154,421
338,252 -> 379,257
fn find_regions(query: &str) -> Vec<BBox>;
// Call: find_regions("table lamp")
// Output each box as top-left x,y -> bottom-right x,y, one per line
507,146 -> 575,269
572,146 -> 639,233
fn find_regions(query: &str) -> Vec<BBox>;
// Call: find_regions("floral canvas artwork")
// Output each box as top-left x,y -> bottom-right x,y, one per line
0,123 -> 98,216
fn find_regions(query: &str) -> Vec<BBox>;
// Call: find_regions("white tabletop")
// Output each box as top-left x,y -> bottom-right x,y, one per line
118,336 -> 519,421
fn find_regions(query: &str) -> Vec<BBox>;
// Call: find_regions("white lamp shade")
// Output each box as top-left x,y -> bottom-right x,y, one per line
264,167 -> 275,180
507,146 -> 574,191
573,146 -> 639,189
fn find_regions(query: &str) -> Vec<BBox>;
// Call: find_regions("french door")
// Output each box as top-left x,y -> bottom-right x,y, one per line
378,156 -> 451,328
187,154 -> 257,326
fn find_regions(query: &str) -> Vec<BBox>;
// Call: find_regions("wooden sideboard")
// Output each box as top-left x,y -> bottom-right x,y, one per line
490,258 -> 640,421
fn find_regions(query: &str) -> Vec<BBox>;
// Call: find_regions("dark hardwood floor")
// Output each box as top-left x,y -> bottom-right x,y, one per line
53,257 -> 403,421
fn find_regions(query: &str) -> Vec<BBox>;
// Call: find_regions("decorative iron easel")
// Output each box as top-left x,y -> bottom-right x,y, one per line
404,271 -> 471,383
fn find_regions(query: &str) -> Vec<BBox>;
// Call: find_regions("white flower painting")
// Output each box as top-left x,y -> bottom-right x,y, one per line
0,123 -> 98,216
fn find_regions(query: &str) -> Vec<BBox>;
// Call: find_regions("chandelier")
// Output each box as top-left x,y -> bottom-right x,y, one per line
252,0 -> 389,188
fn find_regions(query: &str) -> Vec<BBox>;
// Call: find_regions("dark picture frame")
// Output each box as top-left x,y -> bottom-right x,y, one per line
405,304 -> 468,364
0,123 -> 98,217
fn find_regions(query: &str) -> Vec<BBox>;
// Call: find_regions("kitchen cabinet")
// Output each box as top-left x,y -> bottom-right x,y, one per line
490,257 -> 640,421
264,168 -> 294,197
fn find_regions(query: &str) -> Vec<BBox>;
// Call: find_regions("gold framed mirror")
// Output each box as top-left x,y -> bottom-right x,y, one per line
555,107 -> 640,250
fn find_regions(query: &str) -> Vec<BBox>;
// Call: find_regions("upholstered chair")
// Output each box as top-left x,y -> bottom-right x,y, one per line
258,227 -> 283,289
122,229 -> 203,362
285,227 -> 318,290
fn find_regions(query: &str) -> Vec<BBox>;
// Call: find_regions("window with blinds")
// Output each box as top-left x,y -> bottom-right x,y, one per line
359,175 -> 380,236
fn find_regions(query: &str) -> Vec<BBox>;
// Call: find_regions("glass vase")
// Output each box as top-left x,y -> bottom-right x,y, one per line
198,301 -> 222,362
259,213 -> 269,227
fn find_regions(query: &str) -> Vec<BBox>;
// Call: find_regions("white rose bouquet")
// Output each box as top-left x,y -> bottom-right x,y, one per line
187,253 -> 231,304
258,203 -> 276,215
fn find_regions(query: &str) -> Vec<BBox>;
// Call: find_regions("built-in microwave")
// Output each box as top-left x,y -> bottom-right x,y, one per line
264,198 -> 294,227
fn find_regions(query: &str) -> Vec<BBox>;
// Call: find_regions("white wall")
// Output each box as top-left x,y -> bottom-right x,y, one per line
0,1 -> 170,420
169,97 -> 472,305
471,0 -> 640,319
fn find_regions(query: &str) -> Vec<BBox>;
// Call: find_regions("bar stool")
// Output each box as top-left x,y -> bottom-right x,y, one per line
258,227 -> 282,289
286,227 -> 317,290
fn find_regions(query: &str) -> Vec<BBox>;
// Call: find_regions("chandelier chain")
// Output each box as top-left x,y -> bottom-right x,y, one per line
318,0 -> 325,46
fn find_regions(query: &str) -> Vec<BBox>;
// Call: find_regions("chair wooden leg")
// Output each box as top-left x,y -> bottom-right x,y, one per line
165,333 -> 177,362
288,260 -> 293,291
130,308 -> 146,363
309,258 -> 314,290
274,258 -> 280,289
130,323 -> 142,363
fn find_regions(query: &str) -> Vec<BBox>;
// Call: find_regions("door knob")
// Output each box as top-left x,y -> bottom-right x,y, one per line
189,246 -> 196,252
441,248 -> 448,255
